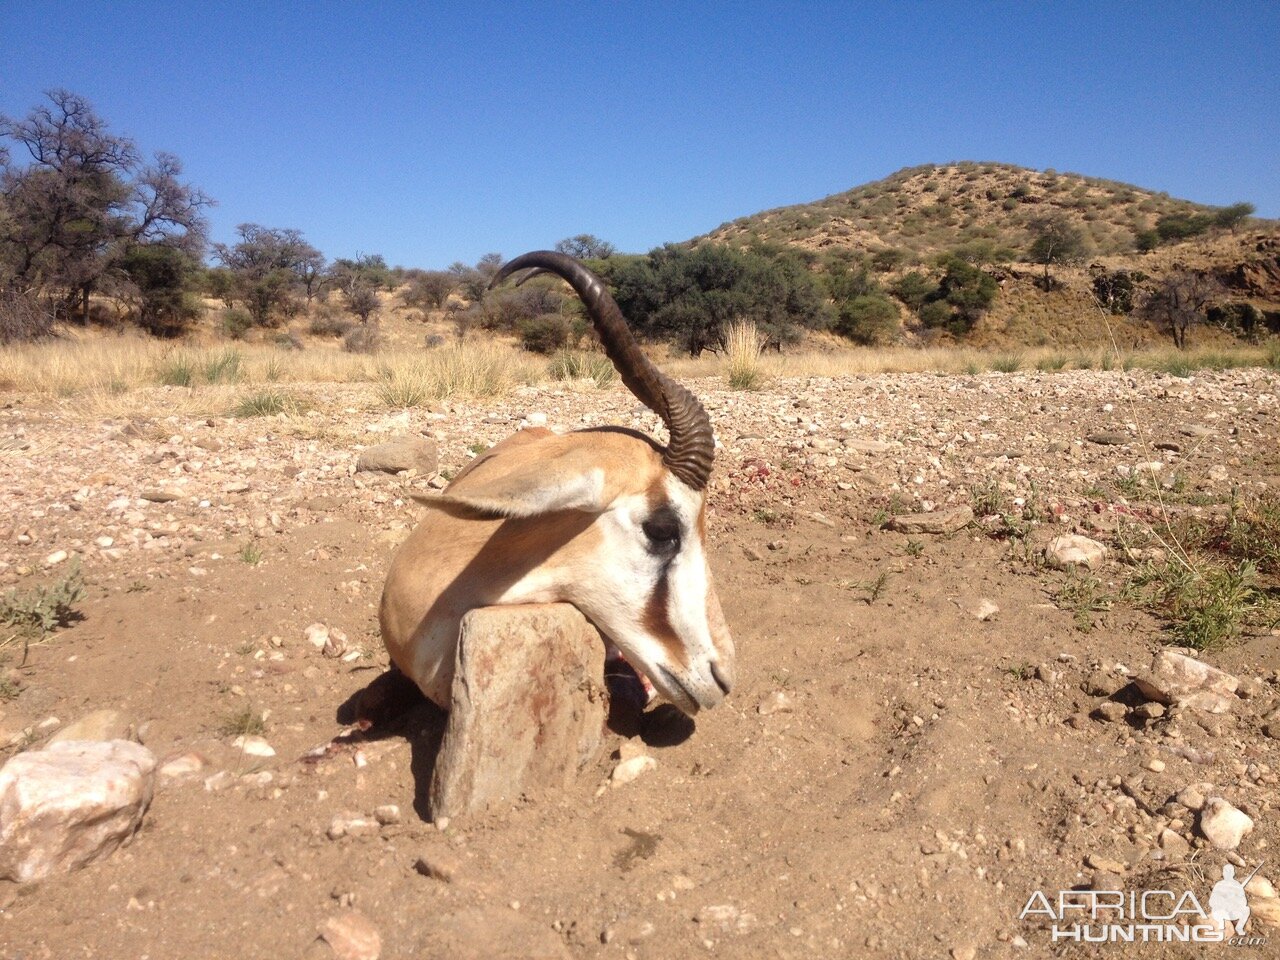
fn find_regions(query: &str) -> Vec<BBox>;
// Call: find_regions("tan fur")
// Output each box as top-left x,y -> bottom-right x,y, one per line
381,428 -> 675,706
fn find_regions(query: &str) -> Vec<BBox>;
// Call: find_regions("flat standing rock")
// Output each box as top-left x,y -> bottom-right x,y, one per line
429,604 -> 607,818
885,505 -> 973,535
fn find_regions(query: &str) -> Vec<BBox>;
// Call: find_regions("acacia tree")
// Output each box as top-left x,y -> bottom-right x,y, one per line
213,224 -> 313,326
0,90 -> 209,325
1140,271 -> 1220,348
1027,214 -> 1085,288
555,234 -> 616,260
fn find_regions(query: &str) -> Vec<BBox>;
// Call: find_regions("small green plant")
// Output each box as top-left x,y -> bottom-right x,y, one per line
238,541 -> 263,566
970,478 -> 1005,518
905,539 -> 924,557
218,705 -> 266,738
468,441 -> 488,455
753,508 -> 779,525
1056,573 -> 1114,633
0,561 -> 85,638
0,675 -> 19,702
847,571 -> 889,604
1005,662 -> 1035,681
1036,354 -> 1068,371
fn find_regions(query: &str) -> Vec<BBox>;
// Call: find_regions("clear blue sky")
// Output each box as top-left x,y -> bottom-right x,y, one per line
3,1 -> 1276,269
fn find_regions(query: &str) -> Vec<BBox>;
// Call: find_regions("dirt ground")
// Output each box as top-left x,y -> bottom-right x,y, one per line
0,365 -> 1278,959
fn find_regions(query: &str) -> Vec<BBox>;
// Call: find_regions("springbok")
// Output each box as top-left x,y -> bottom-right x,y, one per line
379,251 -> 735,715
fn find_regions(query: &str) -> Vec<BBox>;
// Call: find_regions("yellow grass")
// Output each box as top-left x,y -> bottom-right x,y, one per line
1,332 -> 1275,420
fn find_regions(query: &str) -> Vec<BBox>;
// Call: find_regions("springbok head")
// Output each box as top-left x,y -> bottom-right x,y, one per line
386,251 -> 735,714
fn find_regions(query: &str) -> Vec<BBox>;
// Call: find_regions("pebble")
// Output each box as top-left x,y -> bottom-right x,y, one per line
611,755 -> 658,787
413,850 -> 461,882
319,910 -> 382,960
232,735 -> 275,758
1093,701 -> 1127,722
1198,797 -> 1254,850
968,599 -> 1000,622
757,691 -> 794,715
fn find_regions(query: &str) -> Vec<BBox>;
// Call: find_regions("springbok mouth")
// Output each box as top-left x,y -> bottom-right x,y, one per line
654,664 -> 702,716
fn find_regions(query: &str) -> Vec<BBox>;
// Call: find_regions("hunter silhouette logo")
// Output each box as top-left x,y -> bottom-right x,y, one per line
1210,863 -> 1258,936
1020,859 -> 1268,945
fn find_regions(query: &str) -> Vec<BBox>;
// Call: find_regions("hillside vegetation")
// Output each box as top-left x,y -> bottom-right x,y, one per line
2,89 -> 1278,358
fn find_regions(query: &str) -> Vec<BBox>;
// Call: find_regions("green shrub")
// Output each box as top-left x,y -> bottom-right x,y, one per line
517,314 -> 571,354
834,294 -> 900,345
221,309 -> 253,340
1,561 -> 85,637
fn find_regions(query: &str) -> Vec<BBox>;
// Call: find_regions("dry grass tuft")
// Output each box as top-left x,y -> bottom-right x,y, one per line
724,321 -> 768,390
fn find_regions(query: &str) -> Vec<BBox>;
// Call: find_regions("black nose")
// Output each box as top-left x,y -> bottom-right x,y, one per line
710,660 -> 732,695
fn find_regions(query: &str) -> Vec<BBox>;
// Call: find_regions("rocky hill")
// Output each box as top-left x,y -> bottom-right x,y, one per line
693,162 -> 1280,348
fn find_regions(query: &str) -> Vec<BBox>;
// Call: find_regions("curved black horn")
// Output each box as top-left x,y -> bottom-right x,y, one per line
490,251 -> 715,490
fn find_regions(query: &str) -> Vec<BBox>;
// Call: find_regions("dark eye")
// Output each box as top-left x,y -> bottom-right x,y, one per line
642,514 -> 681,550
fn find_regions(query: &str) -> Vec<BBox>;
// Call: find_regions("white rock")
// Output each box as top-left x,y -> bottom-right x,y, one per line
303,622 -> 330,650
1198,797 -> 1254,851
1133,650 -> 1239,708
1045,534 -> 1108,570
44,550 -> 68,567
0,739 -> 156,883
694,903 -> 758,935
969,599 -> 1000,621
611,755 -> 658,787
319,909 -> 382,960
232,735 -> 275,758
757,690 -> 795,715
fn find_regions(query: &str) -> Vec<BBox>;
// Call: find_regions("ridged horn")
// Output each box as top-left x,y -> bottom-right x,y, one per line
489,251 -> 715,490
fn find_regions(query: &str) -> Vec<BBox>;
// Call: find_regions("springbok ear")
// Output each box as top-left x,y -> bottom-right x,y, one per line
410,448 -> 608,518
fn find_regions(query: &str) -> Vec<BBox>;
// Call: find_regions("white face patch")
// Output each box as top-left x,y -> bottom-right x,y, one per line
561,478 -> 733,713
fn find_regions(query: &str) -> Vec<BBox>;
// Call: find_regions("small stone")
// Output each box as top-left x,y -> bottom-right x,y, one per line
48,709 -> 135,744
373,804 -> 400,826
319,909 -> 382,960
1084,670 -> 1126,698
304,623 -> 330,650
1045,534 -> 1107,571
356,436 -> 439,476
1132,702 -> 1166,721
323,628 -> 349,659
611,755 -> 658,787
44,550 -> 68,567
969,599 -> 999,622
1145,758 -> 1166,773
1246,874 -> 1278,900
757,691 -> 794,715
1086,431 -> 1130,446
158,752 -> 206,781
1176,785 -> 1208,811
1198,797 -> 1254,851
950,947 -> 976,960
694,904 -> 758,935
232,735 -> 275,758
885,505 -> 973,535
1158,829 -> 1191,858
328,814 -> 379,840
1254,899 -> 1280,928
140,488 -> 182,503
413,850 -> 461,882
1133,650 -> 1239,707
1085,853 -> 1127,874
1093,701 -> 1127,722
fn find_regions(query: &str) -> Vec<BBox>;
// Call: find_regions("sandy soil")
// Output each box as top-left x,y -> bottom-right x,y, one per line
0,366 -> 1278,959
